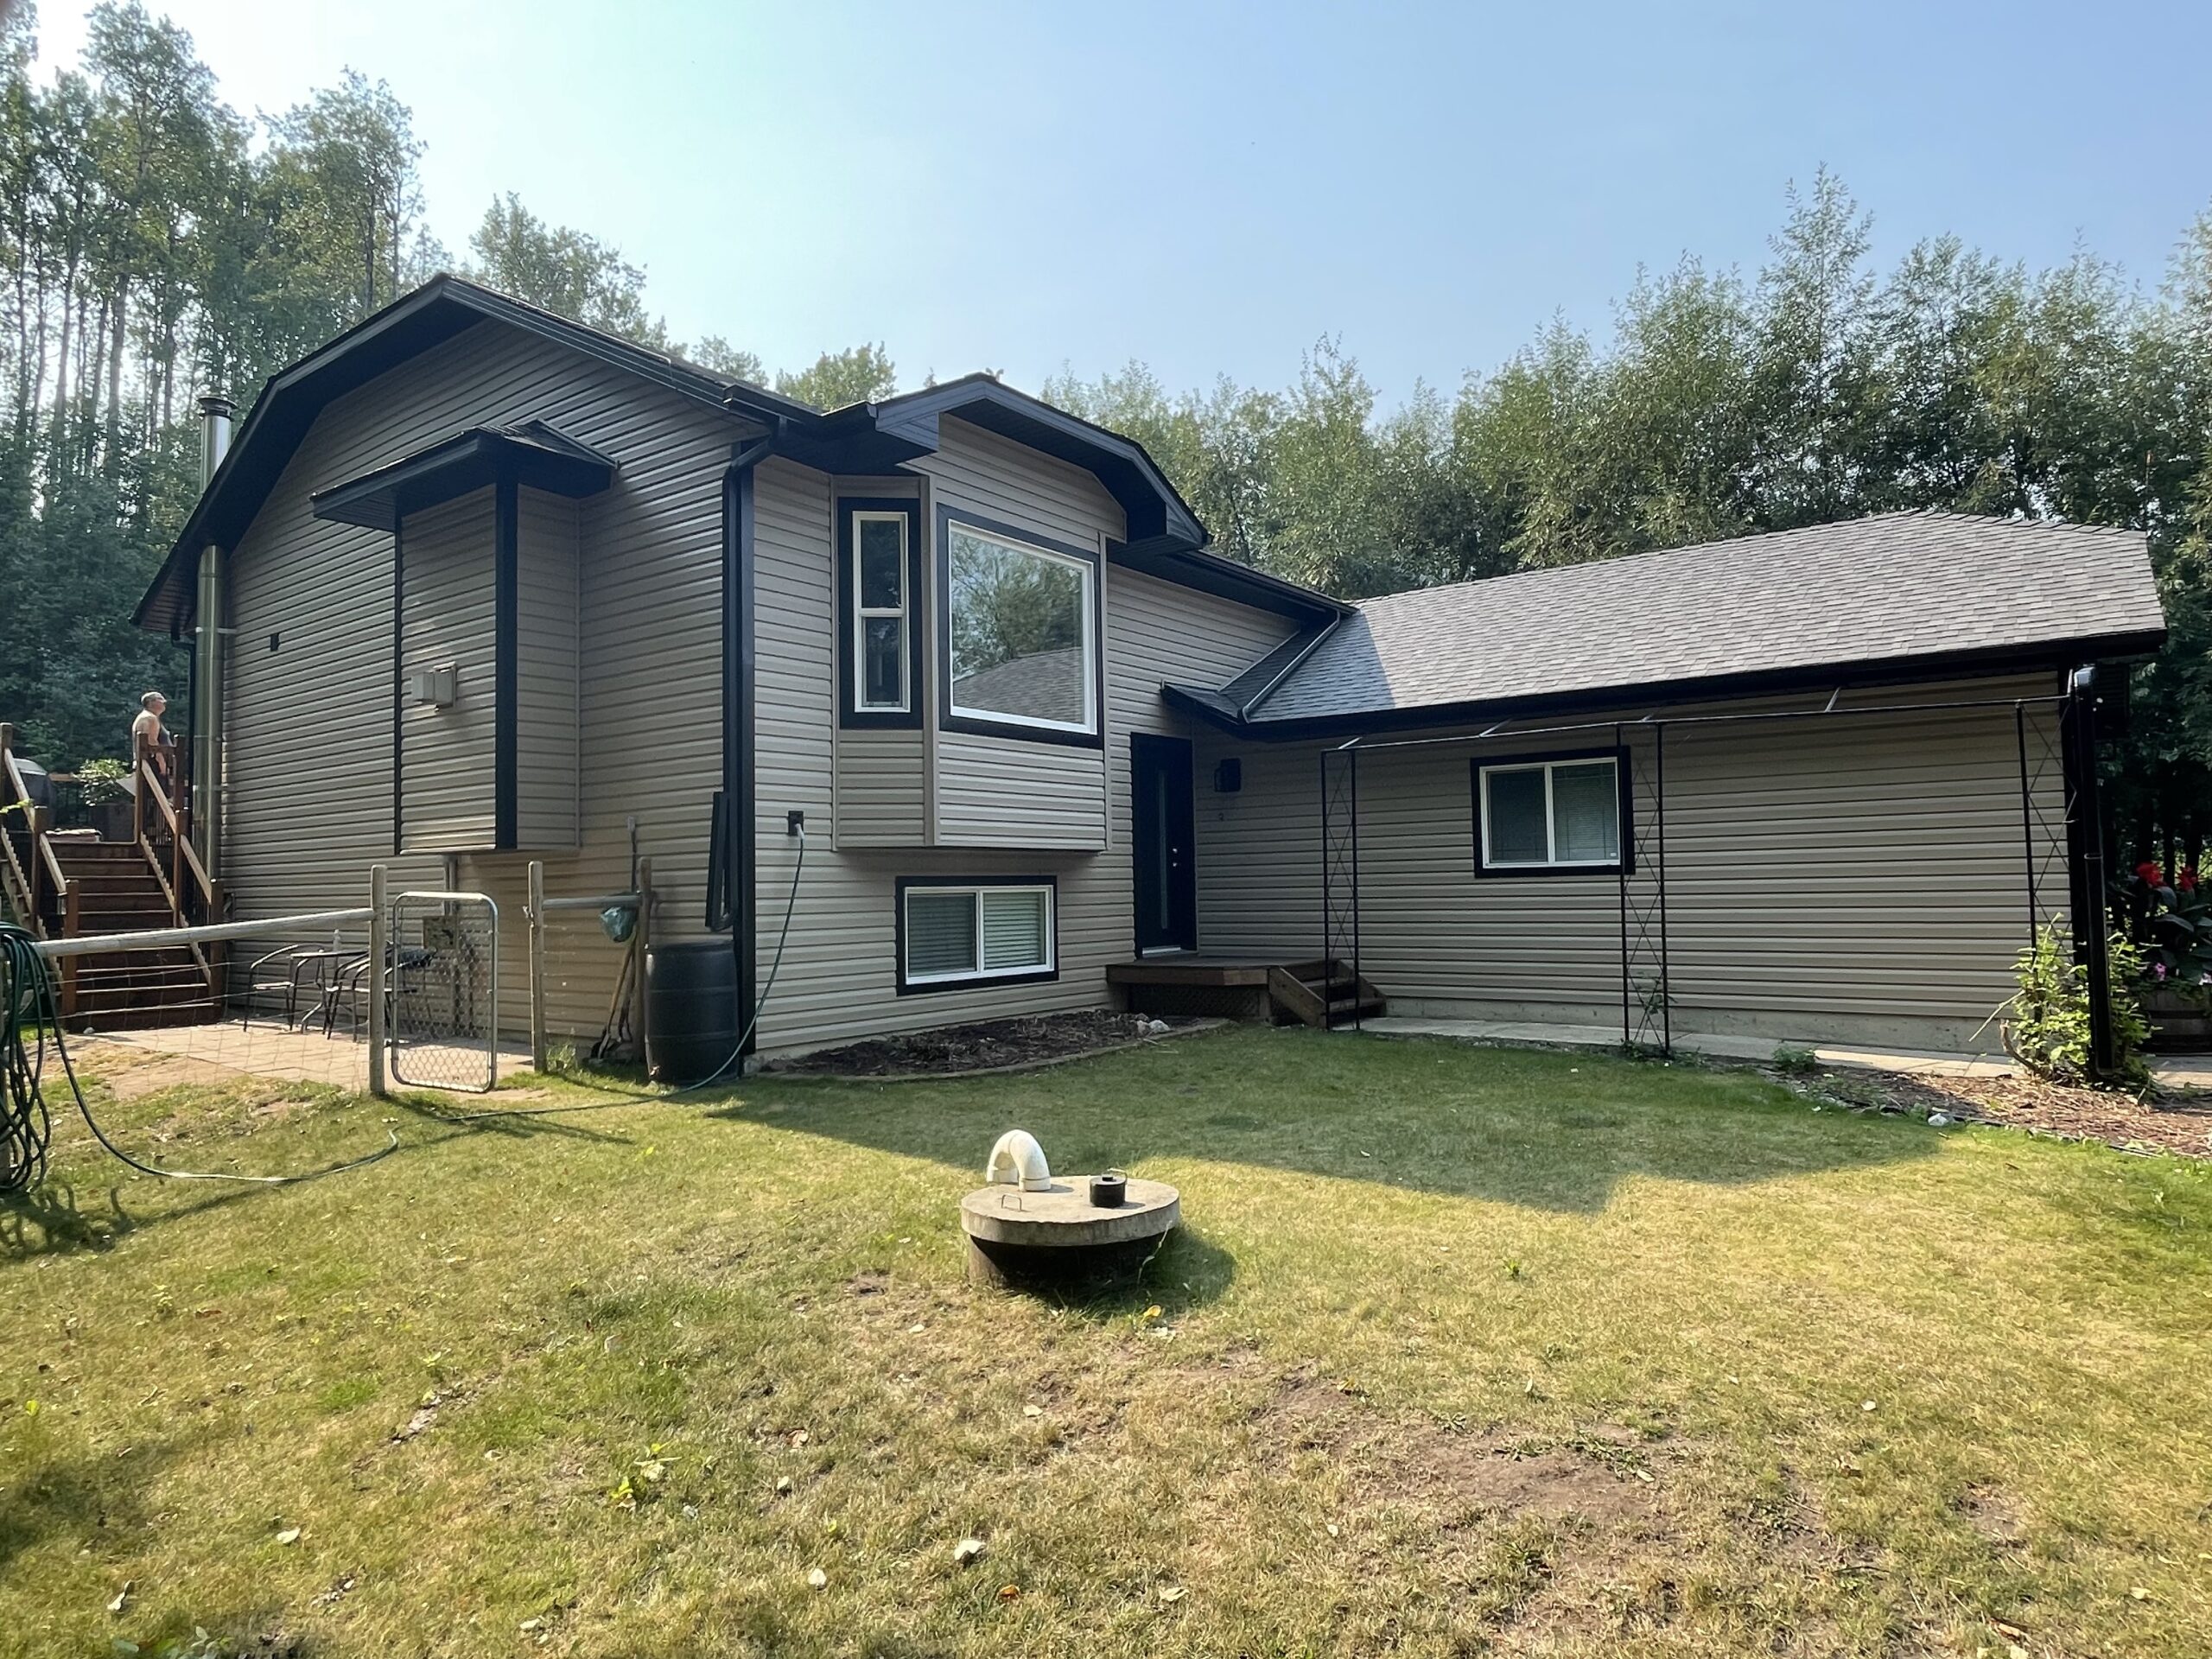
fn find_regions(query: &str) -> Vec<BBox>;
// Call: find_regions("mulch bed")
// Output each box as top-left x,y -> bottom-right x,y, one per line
1790,1067 -> 2212,1160
762,1011 -> 1208,1079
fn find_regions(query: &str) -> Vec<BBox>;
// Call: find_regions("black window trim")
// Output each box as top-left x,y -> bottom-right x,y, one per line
836,494 -> 925,728
1471,745 -> 1633,879
935,504 -> 1104,750
894,873 -> 1061,995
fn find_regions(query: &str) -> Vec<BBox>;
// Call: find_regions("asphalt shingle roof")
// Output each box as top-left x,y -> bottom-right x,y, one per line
1216,512 -> 2164,728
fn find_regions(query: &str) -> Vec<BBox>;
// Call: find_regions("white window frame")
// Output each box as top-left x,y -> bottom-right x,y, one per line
944,521 -> 1098,736
1478,756 -> 1623,871
900,881 -> 1058,988
850,509 -> 911,714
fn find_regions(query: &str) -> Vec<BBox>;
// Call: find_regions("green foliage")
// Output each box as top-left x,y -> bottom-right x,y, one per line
773,343 -> 898,410
1770,1044 -> 1820,1075
467,192 -> 664,346
2007,923 -> 2151,1087
75,755 -> 127,804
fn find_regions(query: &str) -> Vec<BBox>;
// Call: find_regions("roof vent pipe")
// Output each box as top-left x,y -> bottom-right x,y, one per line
197,392 -> 232,489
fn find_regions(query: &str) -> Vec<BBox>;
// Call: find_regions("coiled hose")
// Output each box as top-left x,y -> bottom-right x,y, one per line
0,921 -> 397,1195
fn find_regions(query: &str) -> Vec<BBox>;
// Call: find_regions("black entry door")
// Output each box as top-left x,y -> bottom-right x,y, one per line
1131,733 -> 1198,954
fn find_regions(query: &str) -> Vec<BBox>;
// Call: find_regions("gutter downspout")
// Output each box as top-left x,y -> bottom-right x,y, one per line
191,393 -> 232,886
2062,664 -> 2117,1078
721,424 -> 782,1062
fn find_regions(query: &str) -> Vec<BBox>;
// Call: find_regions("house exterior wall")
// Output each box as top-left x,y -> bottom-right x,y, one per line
1192,674 -> 2069,1050
222,318 -> 747,1039
396,486 -> 495,852
747,421 -> 1296,1057
514,487 -> 582,850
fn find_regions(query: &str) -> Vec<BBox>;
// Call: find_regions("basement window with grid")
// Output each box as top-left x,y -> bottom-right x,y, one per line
1474,753 -> 1626,874
899,880 -> 1057,990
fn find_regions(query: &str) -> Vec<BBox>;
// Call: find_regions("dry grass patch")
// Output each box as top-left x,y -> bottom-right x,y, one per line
2,1025 -> 2208,1657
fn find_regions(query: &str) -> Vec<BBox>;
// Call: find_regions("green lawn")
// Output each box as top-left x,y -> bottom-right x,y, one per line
3,1026 -> 2208,1657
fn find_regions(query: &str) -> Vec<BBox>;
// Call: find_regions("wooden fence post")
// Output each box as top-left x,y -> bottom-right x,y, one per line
526,859 -> 547,1072
632,856 -> 652,1064
367,863 -> 387,1096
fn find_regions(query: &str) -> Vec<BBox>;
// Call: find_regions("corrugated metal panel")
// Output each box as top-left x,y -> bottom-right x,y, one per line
748,427 -> 1295,1055
397,487 -> 496,851
1196,673 -> 2071,1048
514,488 -> 580,849
223,319 -> 747,1040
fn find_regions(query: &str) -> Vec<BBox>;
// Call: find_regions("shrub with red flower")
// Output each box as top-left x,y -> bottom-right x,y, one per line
2117,861 -> 2212,994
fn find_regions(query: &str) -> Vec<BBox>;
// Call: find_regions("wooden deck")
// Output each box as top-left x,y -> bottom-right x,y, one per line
1107,954 -> 1386,1028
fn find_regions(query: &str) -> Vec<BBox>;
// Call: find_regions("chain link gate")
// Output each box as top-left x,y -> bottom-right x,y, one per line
387,889 -> 499,1092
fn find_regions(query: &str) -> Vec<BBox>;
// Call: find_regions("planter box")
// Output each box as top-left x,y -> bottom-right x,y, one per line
2141,985 -> 2212,1052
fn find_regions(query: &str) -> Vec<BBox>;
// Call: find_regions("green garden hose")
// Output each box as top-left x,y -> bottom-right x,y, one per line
0,921 -> 396,1195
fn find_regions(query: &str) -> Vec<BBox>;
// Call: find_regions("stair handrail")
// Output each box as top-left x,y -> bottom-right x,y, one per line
133,743 -> 216,926
0,723 -> 69,939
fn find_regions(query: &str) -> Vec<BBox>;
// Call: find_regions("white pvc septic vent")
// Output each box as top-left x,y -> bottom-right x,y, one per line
985,1129 -> 1052,1192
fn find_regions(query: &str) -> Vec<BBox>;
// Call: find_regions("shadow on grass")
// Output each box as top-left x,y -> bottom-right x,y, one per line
704,1026 -> 1942,1216
0,1431 -> 194,1574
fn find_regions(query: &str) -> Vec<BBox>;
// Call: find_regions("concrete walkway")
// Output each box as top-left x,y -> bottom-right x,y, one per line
1359,1014 -> 2212,1091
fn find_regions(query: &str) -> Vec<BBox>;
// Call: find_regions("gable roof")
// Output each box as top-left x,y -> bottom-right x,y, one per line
139,276 -> 1342,632
1166,511 -> 2167,739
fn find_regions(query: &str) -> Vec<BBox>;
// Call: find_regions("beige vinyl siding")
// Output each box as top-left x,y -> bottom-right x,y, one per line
749,429 -> 1295,1056
222,317 -> 747,1040
514,488 -> 581,849
832,726 -> 926,846
397,488 -> 496,851
934,733 -> 1106,849
1195,674 -> 2069,1050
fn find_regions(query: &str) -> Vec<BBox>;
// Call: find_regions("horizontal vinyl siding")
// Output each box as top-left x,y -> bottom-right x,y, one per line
935,733 -> 1105,849
751,434 -> 1295,1056
1197,674 -> 2070,1048
833,726 -> 926,846
222,317 -> 744,1042
514,488 -> 580,850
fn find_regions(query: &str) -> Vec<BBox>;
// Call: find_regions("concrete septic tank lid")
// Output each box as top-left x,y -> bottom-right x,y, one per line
959,1178 -> 1179,1249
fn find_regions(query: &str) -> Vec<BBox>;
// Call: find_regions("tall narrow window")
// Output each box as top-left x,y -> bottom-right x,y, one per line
837,499 -> 921,726
854,512 -> 908,711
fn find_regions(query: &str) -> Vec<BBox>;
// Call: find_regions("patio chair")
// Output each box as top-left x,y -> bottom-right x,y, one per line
238,942 -> 341,1031
321,944 -> 433,1039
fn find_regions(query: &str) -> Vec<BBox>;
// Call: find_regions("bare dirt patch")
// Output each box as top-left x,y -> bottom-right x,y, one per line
1248,1370 -> 1666,1530
85,1044 -> 246,1101
1794,1067 -> 2212,1159
761,1011 -> 1208,1079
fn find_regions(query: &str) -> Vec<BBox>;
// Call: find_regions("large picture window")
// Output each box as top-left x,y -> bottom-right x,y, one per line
836,498 -> 922,727
1474,751 -> 1628,874
941,515 -> 1098,741
897,878 -> 1058,992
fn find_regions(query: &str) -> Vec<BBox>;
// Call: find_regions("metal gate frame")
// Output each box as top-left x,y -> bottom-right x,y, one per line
387,888 -> 499,1092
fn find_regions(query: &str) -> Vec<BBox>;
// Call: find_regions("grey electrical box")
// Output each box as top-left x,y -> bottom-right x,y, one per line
409,664 -> 458,707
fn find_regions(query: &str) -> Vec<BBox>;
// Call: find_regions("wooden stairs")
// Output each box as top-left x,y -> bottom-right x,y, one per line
2,728 -> 223,1031
1264,959 -> 1388,1029
1105,954 -> 1386,1029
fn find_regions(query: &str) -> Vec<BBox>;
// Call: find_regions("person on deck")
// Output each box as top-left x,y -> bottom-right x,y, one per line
130,691 -> 169,775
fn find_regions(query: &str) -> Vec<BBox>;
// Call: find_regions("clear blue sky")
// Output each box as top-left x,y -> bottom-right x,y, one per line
40,0 -> 2212,405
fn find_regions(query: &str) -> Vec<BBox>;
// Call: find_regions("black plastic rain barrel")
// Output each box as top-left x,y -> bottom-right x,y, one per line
645,939 -> 741,1084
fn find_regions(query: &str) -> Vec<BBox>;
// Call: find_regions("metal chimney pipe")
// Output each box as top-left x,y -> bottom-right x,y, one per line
192,392 -> 235,888
198,391 -> 232,486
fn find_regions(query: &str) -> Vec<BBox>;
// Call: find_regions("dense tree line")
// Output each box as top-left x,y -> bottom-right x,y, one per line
1,5 -> 2205,866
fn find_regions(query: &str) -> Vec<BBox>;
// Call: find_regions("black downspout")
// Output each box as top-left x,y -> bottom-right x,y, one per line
2062,664 -> 2116,1078
723,432 -> 778,1058
493,476 -> 519,850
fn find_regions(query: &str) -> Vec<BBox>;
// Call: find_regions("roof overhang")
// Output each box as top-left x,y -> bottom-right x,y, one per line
137,278 -> 1345,635
309,422 -> 617,531
1165,629 -> 2169,743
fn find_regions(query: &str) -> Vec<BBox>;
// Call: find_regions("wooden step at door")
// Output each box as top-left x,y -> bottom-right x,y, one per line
1266,959 -> 1388,1029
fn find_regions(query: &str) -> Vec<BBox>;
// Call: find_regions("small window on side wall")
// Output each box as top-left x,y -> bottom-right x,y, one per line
1473,751 -> 1628,875
837,498 -> 922,727
898,878 -> 1057,992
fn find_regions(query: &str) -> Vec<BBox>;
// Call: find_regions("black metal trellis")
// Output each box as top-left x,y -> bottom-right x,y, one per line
1319,682 -> 2120,1075
1319,743 -> 1361,1029
1617,722 -> 1671,1054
